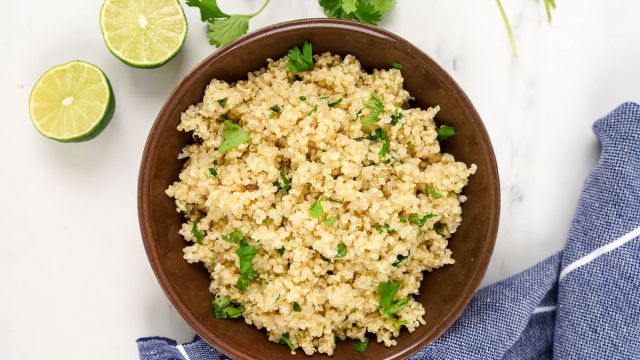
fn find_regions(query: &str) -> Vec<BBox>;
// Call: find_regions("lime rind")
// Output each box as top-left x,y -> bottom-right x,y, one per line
29,61 -> 115,143
99,0 -> 188,69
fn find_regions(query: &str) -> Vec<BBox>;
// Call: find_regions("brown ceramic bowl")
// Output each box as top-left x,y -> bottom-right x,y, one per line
139,19 -> 500,360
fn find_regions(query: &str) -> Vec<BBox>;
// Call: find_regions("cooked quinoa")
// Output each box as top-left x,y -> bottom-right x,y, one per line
166,49 -> 476,356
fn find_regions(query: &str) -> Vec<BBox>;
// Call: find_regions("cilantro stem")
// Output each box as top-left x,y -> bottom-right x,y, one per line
250,0 -> 271,17
496,0 -> 518,57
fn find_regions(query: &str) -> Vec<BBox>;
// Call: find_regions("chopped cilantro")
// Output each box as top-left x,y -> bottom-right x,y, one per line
352,108 -> 364,122
426,186 -> 443,199
328,97 -> 343,108
392,61 -> 403,69
434,221 -> 447,237
292,302 -> 302,312
377,280 -> 409,331
299,96 -> 307,101
279,334 -> 296,351
286,42 -> 314,74
213,295 -> 244,319
436,125 -> 456,141
208,167 -> 218,176
218,120 -> 250,153
308,104 -> 318,116
367,128 -> 391,158
336,242 -> 347,258
376,224 -> 384,233
352,338 -> 369,352
309,197 -> 325,218
324,216 -> 338,227
392,250 -> 411,267
217,97 -> 228,107
377,224 -> 395,233
222,230 -> 244,243
235,238 -> 259,292
269,104 -> 281,119
276,247 -> 286,256
390,108 -> 403,125
191,222 -> 204,243
361,92 -> 384,125
408,213 -> 436,227
273,171 -> 292,193
399,217 -> 408,223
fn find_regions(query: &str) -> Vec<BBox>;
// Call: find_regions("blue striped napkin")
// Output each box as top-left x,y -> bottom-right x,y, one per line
138,102 -> 640,360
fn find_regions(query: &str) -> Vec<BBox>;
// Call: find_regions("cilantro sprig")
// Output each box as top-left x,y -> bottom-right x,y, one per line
279,334 -> 296,352
496,0 -> 556,56
361,92 -> 384,125
213,295 -> 244,319
286,42 -> 315,74
368,128 -> 391,158
377,280 -> 409,331
186,0 -> 271,47
222,230 -> 259,292
319,0 -> 397,25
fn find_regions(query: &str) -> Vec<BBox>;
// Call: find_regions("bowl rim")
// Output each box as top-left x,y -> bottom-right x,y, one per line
138,18 -> 500,360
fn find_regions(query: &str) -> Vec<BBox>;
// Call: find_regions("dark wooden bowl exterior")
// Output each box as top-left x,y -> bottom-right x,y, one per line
138,19 -> 500,360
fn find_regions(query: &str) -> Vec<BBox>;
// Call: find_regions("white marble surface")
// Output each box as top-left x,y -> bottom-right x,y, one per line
1,0 -> 639,359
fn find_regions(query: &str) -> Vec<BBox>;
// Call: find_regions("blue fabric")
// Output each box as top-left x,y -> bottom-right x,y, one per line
138,102 -> 640,360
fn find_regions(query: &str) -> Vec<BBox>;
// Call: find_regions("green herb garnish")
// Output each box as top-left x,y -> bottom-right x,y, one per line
352,338 -> 369,352
352,108 -> 364,122
213,295 -> 244,319
376,224 -> 384,233
392,61 -> 403,69
361,92 -> 384,125
319,0 -> 396,25
436,125 -> 456,141
235,237 -> 259,292
269,104 -> 281,119
324,216 -> 338,227
308,104 -> 318,116
367,128 -> 391,158
218,120 -> 250,153
377,280 -> 409,331
309,197 -> 325,218
390,108 -> 403,125
286,42 -> 315,74
186,0 -> 271,47
217,97 -> 228,107
399,217 -> 408,223
426,186 -> 443,199
279,334 -> 296,351
336,242 -> 347,258
276,247 -> 286,256
209,167 -> 218,177
191,222 -> 204,243
292,302 -> 302,312
392,250 -> 410,267
328,97 -> 343,108
299,96 -> 307,101
273,171 -> 292,193
408,213 -> 436,227
222,230 -> 244,243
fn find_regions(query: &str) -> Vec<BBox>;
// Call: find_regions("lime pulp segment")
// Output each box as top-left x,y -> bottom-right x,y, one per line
29,61 -> 115,142
100,0 -> 188,68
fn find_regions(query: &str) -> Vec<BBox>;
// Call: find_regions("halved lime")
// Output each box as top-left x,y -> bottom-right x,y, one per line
29,61 -> 115,142
100,0 -> 188,68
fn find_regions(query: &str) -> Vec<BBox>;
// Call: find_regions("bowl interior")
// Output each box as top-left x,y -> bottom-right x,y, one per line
139,19 -> 500,360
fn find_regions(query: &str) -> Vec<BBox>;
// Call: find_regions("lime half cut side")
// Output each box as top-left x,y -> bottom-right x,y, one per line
100,0 -> 188,68
29,61 -> 115,142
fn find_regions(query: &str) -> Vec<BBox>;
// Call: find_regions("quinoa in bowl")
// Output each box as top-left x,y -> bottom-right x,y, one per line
165,43 -> 476,356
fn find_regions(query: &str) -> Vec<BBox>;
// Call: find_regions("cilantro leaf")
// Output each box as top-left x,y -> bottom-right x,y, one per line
369,0 -> 397,13
213,295 -> 244,319
361,93 -> 384,125
367,128 -> 390,158
208,15 -> 251,47
392,250 -> 410,266
352,108 -> 364,122
390,109 -> 403,125
384,298 -> 409,317
286,42 -> 315,74
209,167 -> 218,177
217,97 -> 228,107
324,216 -> 338,227
276,247 -> 286,256
218,120 -> 250,153
341,0 -> 358,13
292,302 -> 302,312
408,213 -> 436,227
392,61 -> 403,69
436,125 -> 456,141
328,98 -> 343,108
353,2 -> 382,25
299,96 -> 307,101
186,0 -> 228,21
336,242 -> 347,258
309,197 -> 325,218
191,222 -> 204,243
378,280 -> 401,308
273,171 -> 292,193
376,224 -> 384,233
319,0 -> 351,18
308,104 -> 318,116
269,104 -> 281,119
352,338 -> 369,353
222,230 -> 244,243
235,238 -> 259,292
426,186 -> 443,199
279,334 -> 296,351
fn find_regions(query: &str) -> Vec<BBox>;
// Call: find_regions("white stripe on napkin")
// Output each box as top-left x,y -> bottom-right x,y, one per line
176,344 -> 191,360
560,225 -> 640,280
533,305 -> 557,314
